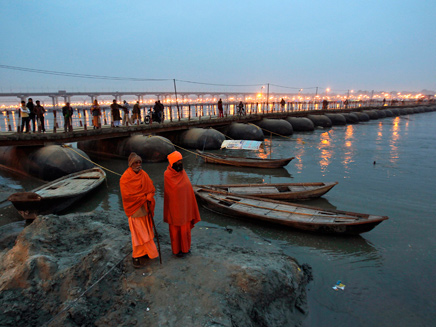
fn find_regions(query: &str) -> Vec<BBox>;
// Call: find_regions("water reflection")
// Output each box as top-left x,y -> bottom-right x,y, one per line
377,121 -> 384,141
342,125 -> 355,173
389,117 -> 400,163
199,206 -> 381,263
318,131 -> 333,173
192,163 -> 292,183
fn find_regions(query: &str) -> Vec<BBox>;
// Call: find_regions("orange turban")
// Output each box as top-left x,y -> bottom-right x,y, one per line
128,152 -> 142,167
167,151 -> 183,166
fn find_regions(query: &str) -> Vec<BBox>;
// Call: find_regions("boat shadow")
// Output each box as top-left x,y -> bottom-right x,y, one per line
198,203 -> 381,260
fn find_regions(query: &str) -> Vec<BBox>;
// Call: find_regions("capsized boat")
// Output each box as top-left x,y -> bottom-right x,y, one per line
193,187 -> 388,235
193,182 -> 338,200
196,150 -> 294,168
8,167 -> 106,219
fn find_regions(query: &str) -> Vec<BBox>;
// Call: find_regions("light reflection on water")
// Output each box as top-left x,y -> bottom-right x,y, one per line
1,110 -> 436,326
318,131 -> 332,174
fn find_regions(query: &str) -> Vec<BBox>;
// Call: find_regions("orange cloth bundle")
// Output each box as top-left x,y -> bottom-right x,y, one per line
120,167 -> 156,217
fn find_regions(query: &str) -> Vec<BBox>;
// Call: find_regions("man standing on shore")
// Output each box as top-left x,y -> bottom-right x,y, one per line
62,102 -> 74,132
164,151 -> 201,257
120,152 -> 159,268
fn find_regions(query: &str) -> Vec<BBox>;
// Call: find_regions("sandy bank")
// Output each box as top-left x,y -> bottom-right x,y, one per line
0,210 -> 311,326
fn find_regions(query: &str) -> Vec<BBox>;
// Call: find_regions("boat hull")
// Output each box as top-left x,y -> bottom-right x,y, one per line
194,182 -> 338,200
8,167 -> 106,219
194,188 -> 388,235
197,150 -> 294,168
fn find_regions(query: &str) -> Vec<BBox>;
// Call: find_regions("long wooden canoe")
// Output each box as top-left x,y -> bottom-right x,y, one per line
8,167 -> 106,219
193,187 -> 388,235
193,182 -> 338,200
196,150 -> 294,168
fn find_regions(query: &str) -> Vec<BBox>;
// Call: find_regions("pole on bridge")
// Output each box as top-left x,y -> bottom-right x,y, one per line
83,108 -> 87,131
173,79 -> 180,121
53,110 -> 57,133
6,110 -> 12,131
267,83 -> 270,113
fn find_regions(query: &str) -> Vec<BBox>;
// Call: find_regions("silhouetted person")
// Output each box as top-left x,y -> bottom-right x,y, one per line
280,98 -> 286,110
90,99 -> 102,129
111,99 -> 123,127
19,100 -> 30,133
35,100 -> 46,132
62,102 -> 74,132
237,101 -> 245,116
218,98 -> 223,118
132,101 -> 141,124
26,98 -> 36,133
123,100 -> 130,125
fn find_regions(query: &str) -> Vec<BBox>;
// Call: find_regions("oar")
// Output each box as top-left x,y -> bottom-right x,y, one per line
207,193 -> 361,220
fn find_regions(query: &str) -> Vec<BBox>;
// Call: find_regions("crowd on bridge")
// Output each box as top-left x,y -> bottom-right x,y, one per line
12,96 -> 432,134
16,97 -> 168,133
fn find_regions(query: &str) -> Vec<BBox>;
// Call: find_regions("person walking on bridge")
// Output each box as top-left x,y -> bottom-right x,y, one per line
90,99 -> 101,129
111,99 -> 123,127
218,98 -> 224,118
120,152 -> 159,268
35,100 -> 46,133
19,100 -> 30,133
132,101 -> 141,125
26,98 -> 36,133
122,100 -> 130,126
62,102 -> 74,132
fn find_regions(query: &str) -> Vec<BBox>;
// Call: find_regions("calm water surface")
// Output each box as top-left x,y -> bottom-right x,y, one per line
1,110 -> 435,326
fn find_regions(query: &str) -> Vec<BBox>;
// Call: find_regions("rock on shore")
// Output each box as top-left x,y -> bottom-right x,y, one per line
0,211 -> 311,327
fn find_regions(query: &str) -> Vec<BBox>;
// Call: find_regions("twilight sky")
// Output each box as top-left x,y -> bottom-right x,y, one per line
0,0 -> 435,95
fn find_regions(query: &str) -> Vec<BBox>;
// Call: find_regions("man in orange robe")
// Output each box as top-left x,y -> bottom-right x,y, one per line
120,152 -> 159,268
164,151 -> 201,257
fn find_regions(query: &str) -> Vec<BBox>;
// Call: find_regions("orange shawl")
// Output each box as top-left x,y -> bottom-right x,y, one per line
120,167 -> 156,217
164,165 -> 201,226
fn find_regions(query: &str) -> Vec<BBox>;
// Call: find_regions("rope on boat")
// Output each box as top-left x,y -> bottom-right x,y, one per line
62,145 -> 123,177
248,122 -> 293,140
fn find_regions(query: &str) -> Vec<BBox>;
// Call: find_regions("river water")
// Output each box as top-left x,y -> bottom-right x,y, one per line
1,110 -> 435,326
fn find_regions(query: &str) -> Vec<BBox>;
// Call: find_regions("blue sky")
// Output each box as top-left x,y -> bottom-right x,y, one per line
0,0 -> 435,95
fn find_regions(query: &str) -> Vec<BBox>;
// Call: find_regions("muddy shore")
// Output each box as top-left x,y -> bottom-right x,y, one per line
0,208 -> 311,327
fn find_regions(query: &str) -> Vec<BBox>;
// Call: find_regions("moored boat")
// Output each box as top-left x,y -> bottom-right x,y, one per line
8,167 -> 106,219
193,182 -> 338,200
193,187 -> 388,235
196,150 -> 294,168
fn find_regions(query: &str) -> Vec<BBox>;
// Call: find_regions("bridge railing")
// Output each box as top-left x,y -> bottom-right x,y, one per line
0,99 -> 429,133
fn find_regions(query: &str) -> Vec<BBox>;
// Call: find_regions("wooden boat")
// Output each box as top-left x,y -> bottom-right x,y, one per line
193,182 -> 338,200
196,150 -> 294,168
193,187 -> 388,235
8,167 -> 106,219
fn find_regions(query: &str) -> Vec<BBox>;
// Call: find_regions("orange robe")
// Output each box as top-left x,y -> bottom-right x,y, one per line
120,167 -> 158,259
164,165 -> 201,254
